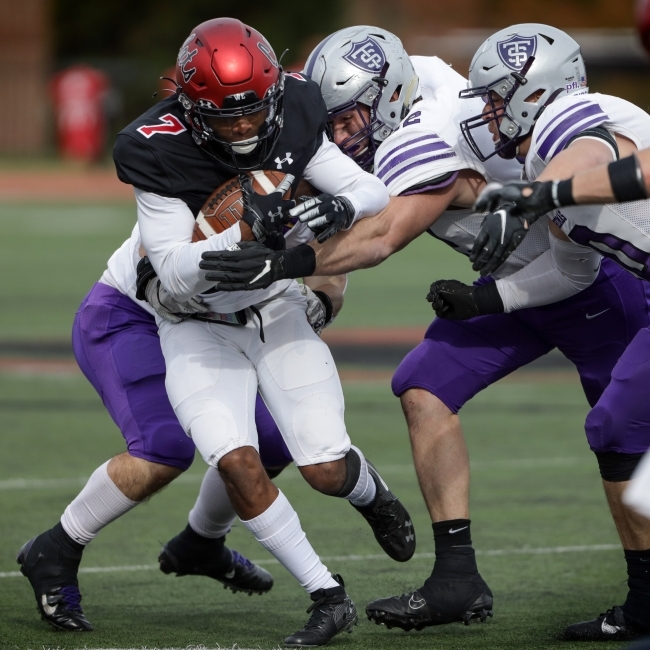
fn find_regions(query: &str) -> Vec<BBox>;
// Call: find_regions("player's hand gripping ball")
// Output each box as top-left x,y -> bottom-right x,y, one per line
192,171 -> 296,250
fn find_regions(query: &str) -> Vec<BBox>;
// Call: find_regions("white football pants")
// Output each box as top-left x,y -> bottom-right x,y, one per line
158,282 -> 350,467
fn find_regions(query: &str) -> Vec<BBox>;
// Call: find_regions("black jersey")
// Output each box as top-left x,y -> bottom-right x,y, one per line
113,74 -> 327,216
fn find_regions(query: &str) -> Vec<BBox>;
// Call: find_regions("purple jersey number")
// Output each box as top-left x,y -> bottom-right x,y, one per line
569,225 -> 650,281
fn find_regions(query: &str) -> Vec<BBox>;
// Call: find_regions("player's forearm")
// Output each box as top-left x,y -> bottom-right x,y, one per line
495,233 -> 600,312
136,189 -> 241,301
303,275 -> 346,317
571,151 -> 649,205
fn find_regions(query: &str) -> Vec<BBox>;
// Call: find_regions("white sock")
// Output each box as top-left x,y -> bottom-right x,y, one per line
346,445 -> 376,507
188,467 -> 237,539
242,491 -> 338,593
60,461 -> 138,545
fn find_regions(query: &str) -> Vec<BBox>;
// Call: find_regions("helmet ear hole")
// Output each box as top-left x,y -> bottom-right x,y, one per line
390,85 -> 402,102
524,88 -> 545,103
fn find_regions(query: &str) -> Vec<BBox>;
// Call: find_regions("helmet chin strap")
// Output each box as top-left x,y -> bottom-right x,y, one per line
231,135 -> 260,154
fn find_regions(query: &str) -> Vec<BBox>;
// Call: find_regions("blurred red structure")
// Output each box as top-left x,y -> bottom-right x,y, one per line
50,65 -> 110,162
638,0 -> 650,54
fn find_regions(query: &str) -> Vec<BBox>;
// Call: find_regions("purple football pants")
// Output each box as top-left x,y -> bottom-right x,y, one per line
72,282 -> 292,470
392,259 -> 650,454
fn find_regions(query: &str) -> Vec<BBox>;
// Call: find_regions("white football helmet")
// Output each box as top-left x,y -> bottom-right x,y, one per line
459,24 -> 587,160
304,26 -> 419,169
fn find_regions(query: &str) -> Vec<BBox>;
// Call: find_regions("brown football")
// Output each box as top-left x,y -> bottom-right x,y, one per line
192,171 -> 314,242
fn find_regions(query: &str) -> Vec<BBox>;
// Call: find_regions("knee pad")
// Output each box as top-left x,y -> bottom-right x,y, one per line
334,447 -> 361,498
594,451 -> 645,482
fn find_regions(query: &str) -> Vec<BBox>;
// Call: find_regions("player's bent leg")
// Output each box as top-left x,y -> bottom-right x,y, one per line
364,387 -> 491,629
566,327 -> 650,641
365,314 -> 548,631
159,396 -> 291,595
255,284 -> 415,562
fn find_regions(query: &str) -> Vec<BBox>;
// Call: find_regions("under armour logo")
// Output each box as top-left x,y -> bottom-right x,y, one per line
267,207 -> 283,223
405,519 -> 415,542
275,153 -> 293,169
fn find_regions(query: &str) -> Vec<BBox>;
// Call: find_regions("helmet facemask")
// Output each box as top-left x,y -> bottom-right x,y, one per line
180,77 -> 284,171
459,57 -> 543,161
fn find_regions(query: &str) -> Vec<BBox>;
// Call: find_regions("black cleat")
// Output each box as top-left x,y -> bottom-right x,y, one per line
284,575 -> 358,647
159,529 -> 273,595
352,461 -> 416,562
366,574 -> 493,631
17,529 -> 93,632
564,606 -> 645,641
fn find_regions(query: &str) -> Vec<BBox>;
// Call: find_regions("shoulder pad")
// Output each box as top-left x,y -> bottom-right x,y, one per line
374,102 -> 460,195
531,95 -> 610,164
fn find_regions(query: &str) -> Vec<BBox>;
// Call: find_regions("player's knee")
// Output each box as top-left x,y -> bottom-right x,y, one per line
299,457 -> 347,495
218,446 -> 265,483
594,451 -> 644,482
400,388 -> 454,429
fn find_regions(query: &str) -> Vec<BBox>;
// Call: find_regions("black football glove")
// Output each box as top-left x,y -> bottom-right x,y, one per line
474,180 -> 560,219
426,279 -> 504,321
290,193 -> 356,243
240,173 -> 296,249
200,241 -> 286,291
469,206 -> 531,277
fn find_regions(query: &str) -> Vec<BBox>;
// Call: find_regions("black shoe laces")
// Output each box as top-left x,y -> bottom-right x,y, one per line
231,550 -> 254,571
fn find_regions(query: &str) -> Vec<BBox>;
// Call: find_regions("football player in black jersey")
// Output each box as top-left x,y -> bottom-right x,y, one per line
107,18 -> 411,648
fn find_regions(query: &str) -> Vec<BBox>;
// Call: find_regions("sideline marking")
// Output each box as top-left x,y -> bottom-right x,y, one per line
0,544 -> 620,578
0,457 -> 591,492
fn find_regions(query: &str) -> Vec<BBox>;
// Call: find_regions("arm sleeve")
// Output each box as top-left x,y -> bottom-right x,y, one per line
494,230 -> 602,312
302,134 -> 389,223
135,188 -> 242,302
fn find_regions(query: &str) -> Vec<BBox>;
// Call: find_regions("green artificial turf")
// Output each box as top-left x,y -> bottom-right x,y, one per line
0,203 -> 475,341
0,372 -> 631,649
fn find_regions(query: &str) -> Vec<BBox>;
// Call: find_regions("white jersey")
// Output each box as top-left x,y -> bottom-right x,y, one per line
99,216 -> 317,315
374,56 -> 549,279
526,93 -> 650,281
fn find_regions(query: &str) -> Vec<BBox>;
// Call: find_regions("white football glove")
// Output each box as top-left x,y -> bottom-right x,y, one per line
298,283 -> 333,336
145,278 -> 209,324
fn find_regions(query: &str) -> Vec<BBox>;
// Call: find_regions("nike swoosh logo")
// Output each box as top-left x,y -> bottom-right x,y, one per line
601,620 -> 620,634
585,309 -> 610,320
409,595 -> 427,610
41,595 -> 57,616
249,260 -> 272,285
449,526 -> 468,534
497,209 -> 507,245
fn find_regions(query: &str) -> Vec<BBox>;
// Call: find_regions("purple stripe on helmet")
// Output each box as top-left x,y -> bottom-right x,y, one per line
304,33 -> 337,78
537,104 -> 607,160
377,140 -> 452,180
376,134 -> 443,170
536,100 -> 591,142
383,152 -> 457,187
400,172 -> 460,195
551,116 -> 612,160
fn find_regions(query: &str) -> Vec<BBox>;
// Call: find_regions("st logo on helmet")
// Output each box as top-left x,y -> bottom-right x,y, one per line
497,34 -> 537,71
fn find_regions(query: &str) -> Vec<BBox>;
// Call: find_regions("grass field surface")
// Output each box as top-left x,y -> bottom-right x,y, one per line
0,202 -> 476,340
0,202 -> 634,649
0,372 -> 631,650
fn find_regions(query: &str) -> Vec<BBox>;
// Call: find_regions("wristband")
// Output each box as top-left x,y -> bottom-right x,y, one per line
608,155 -> 648,202
313,289 -> 334,325
553,178 -> 576,207
282,244 -> 317,279
135,256 -> 157,301
473,281 -> 505,314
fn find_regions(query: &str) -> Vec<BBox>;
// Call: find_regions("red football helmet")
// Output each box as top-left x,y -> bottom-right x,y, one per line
639,0 -> 650,55
175,18 -> 284,170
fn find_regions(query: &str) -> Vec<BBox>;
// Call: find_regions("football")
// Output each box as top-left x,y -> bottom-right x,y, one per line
192,170 -> 300,242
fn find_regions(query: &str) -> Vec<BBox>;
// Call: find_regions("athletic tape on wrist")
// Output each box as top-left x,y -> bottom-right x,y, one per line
473,281 -> 505,315
553,179 -> 576,207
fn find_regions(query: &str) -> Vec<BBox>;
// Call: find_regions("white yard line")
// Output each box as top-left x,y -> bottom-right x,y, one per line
0,543 -> 620,579
0,457 -> 591,492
